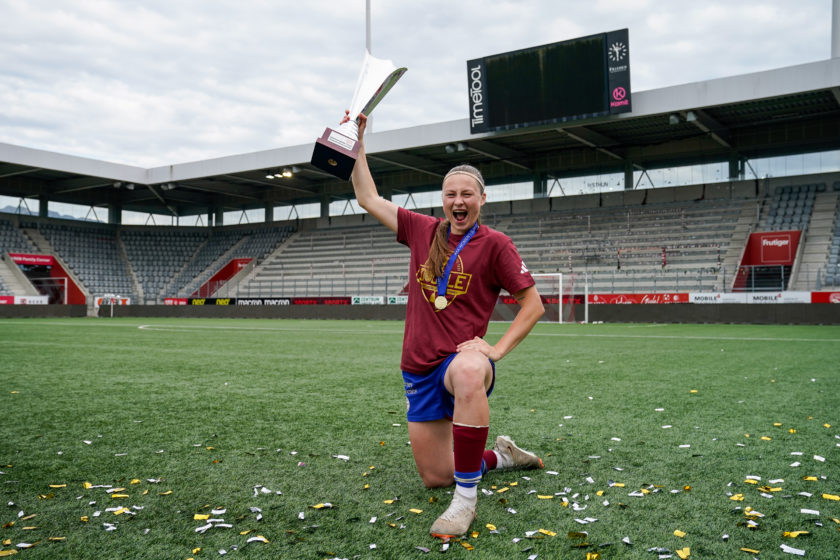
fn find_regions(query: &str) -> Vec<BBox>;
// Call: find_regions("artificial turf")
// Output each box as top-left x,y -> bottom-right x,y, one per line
1,319 -> 838,559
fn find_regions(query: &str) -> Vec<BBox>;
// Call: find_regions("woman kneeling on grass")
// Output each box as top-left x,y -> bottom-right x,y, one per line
346,112 -> 545,539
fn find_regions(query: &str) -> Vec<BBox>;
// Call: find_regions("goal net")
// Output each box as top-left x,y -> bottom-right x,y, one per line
532,273 -> 577,323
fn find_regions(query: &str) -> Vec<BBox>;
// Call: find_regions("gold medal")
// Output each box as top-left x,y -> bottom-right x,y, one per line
434,295 -> 448,310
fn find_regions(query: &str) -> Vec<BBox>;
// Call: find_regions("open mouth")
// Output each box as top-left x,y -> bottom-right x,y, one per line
452,210 -> 468,224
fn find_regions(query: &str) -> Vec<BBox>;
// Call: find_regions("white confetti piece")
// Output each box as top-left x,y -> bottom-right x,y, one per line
506,508 -> 517,514
298,512 -> 305,520
798,492 -> 812,498
662,425 -> 672,429
679,444 -> 691,448
655,408 -> 665,412
622,536 -> 632,545
769,479 -> 784,484
369,516 -> 377,524
211,508 -> 226,515
195,523 -> 212,533
801,508 -> 820,515
585,476 -> 595,484
791,462 -> 801,467
332,454 -> 350,461
780,544 -> 806,556
83,440 -> 92,445
369,544 -> 377,550
563,415 -> 573,419
791,451 -> 803,456
814,455 -> 825,462
545,471 -> 559,476
103,523 -> 117,532
746,475 -> 762,481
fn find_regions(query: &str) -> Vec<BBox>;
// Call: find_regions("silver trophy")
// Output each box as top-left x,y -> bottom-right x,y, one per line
311,51 -> 407,180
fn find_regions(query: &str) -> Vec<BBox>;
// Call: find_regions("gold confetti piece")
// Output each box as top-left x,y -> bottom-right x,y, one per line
1,540 -> 8,546
80,517 -> 88,523
194,514 -> 210,520
585,553 -> 601,560
380,441 -> 386,446
363,484 -> 370,490
774,422 -> 783,427
674,529 -> 686,538
485,524 -> 496,531
130,479 -> 141,485
0,551 -> 17,557
596,490 -> 604,496
539,529 -> 556,537
783,531 -> 809,538
825,423 -> 832,428
159,490 -> 172,495
142,490 -> 148,496
761,436 -> 772,441
48,537 -> 65,542
21,527 -> 37,531
112,508 -> 130,516
823,494 -> 840,501
537,495 -> 554,500
831,518 -> 840,525
460,542 -> 474,551
109,488 -> 126,493
612,482 -> 626,487
740,547 -> 760,554
470,531 -> 479,538
383,499 -> 395,505
37,494 -> 53,500
409,509 -> 423,514
20,515 -> 35,521
1,522 -> 12,529
683,485 -> 691,492
48,484 -> 66,488
429,497 -> 438,503
789,428 -> 797,434
9,391 -> 18,394
497,487 -> 509,494
111,494 -> 129,499
677,548 -> 690,559
731,494 -> 745,501
192,548 -> 201,554
745,434 -> 750,438
744,479 -> 758,485
246,535 -> 269,544
239,530 -> 252,535
83,482 -> 92,489
690,389 -> 698,393
205,446 -> 214,450
568,531 -> 588,539
803,476 -> 818,481
509,482 -> 518,487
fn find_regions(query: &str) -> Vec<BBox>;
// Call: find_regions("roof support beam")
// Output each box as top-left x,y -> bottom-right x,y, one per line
560,126 -> 625,161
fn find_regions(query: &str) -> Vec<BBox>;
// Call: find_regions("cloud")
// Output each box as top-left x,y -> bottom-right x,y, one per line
0,0 -> 831,167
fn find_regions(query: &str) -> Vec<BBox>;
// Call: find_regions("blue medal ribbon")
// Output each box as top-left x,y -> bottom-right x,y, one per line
436,222 -> 479,301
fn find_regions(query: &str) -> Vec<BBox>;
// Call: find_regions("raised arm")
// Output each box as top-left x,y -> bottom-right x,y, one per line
348,113 -> 399,234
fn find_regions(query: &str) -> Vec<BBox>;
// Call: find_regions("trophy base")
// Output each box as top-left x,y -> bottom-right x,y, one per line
311,127 -> 360,180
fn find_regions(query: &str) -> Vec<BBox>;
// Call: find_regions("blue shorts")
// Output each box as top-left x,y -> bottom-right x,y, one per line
402,353 -> 496,422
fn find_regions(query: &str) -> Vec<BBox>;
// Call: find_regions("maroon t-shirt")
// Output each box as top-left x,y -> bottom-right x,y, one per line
396,207 -> 534,374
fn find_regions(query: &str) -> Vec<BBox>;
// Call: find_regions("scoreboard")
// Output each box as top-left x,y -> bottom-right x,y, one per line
467,29 -> 631,134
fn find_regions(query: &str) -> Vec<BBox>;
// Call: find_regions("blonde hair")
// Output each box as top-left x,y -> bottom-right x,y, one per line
421,164 -> 485,281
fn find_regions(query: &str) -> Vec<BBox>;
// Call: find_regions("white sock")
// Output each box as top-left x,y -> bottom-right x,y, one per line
495,449 -> 513,469
454,484 -> 477,502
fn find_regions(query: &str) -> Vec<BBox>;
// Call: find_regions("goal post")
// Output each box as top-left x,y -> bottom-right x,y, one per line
531,273 -> 577,324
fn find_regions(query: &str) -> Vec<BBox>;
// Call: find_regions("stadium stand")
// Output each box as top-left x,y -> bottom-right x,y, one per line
238,223 -> 406,297
175,224 -> 294,298
38,221 -> 136,302
0,216 -> 38,253
5,174 -> 840,302
121,228 -> 206,304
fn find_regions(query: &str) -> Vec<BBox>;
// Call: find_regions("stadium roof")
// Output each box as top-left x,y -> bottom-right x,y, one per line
1,58 -> 839,220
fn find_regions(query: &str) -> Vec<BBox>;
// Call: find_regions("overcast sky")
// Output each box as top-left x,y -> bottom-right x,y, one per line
0,0 -> 833,168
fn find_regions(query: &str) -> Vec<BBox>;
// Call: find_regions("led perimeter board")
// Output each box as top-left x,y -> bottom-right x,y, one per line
467,29 -> 631,134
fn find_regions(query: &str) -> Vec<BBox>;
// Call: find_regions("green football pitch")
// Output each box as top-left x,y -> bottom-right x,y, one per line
1,318 -> 838,559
